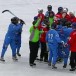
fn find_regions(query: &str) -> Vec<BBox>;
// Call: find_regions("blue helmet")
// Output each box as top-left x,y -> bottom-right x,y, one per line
34,16 -> 38,21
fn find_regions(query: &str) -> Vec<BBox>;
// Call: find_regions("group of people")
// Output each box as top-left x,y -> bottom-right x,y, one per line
29,5 -> 76,71
0,4 -> 76,71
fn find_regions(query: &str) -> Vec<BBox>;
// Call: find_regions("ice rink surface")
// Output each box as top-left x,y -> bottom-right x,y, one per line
0,0 -> 76,76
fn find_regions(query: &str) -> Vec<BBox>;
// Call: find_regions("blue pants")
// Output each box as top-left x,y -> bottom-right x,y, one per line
57,44 -> 69,64
15,37 -> 21,53
1,37 -> 16,58
63,46 -> 69,65
48,44 -> 58,65
57,43 -> 64,58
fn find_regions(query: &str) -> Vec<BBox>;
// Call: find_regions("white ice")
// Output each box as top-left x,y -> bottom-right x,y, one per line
0,0 -> 76,76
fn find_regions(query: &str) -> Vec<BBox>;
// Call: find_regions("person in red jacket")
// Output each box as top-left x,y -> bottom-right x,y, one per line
37,9 -> 45,24
62,8 -> 71,21
55,7 -> 63,24
69,12 -> 76,23
69,12 -> 75,23
68,22 -> 76,71
39,19 -> 50,62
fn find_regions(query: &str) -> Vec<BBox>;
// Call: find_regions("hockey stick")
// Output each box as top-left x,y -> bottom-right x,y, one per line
2,10 -> 26,25
2,10 -> 17,17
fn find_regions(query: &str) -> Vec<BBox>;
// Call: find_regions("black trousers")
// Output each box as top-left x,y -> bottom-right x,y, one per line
40,42 -> 48,60
70,52 -> 76,68
29,41 -> 39,64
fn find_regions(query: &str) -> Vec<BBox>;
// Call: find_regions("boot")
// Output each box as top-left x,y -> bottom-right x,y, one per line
63,64 -> 67,68
17,53 -> 21,57
52,64 -> 57,69
69,68 -> 75,71
12,56 -> 18,61
33,63 -> 36,66
48,62 -> 51,66
30,63 -> 33,66
44,59 -> 48,62
40,58 -> 43,61
0,57 -> 5,62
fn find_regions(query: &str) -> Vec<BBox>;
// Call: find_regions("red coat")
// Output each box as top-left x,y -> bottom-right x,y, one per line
68,30 -> 76,52
55,13 -> 62,19
71,17 -> 76,23
39,25 -> 49,42
55,13 -> 62,24
65,14 -> 71,21
38,13 -> 44,23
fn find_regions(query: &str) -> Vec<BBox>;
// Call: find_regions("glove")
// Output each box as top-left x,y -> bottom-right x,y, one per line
61,41 -> 64,44
64,43 -> 68,47
20,19 -> 25,24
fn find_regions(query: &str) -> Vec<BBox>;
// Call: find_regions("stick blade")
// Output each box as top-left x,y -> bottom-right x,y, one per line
2,10 -> 9,13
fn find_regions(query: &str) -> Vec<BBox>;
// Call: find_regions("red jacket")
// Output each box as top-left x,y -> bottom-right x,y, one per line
71,17 -> 76,23
55,13 -> 62,24
39,25 -> 49,42
55,13 -> 62,19
65,14 -> 71,21
38,13 -> 44,23
68,30 -> 76,52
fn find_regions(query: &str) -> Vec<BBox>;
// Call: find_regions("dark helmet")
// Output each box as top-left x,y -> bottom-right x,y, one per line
11,17 -> 19,24
58,7 -> 63,12
47,5 -> 52,11
34,16 -> 38,21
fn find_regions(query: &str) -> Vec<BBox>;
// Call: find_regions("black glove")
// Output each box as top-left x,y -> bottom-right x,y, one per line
20,19 -> 25,24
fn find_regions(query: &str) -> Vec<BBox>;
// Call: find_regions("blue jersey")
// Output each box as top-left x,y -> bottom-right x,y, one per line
62,26 -> 73,42
46,29 -> 61,46
5,23 -> 23,40
56,25 -> 65,41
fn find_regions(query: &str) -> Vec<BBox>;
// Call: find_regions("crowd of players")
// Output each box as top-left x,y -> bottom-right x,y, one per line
0,5 -> 76,71
29,5 -> 76,71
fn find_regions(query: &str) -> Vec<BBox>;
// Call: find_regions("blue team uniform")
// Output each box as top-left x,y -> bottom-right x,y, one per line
1,23 -> 23,58
62,26 -> 73,65
46,29 -> 62,65
57,25 -> 73,65
15,28 -> 22,54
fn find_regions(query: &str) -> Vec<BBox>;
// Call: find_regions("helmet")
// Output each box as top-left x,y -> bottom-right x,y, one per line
58,7 -> 63,12
63,8 -> 68,13
47,5 -> 52,11
11,17 -> 19,24
47,5 -> 52,8
34,16 -> 38,21
38,9 -> 43,13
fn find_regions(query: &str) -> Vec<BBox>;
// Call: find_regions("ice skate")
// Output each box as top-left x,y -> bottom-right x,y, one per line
52,64 -> 57,69
48,62 -> 51,66
12,56 -> 18,61
63,64 -> 67,68
17,53 -> 21,57
69,68 -> 75,71
0,57 -> 5,62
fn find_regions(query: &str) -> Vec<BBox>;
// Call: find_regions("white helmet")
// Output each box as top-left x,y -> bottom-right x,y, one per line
38,8 -> 43,13
63,8 -> 68,13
